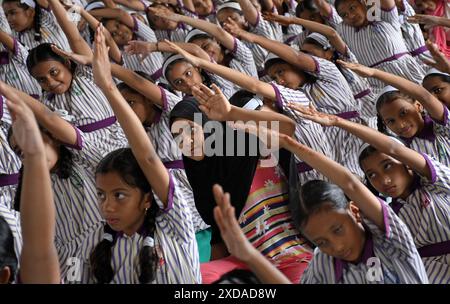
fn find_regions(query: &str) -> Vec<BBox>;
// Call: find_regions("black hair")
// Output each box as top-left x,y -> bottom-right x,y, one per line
165,58 -> 214,90
146,2 -> 183,28
7,126 -> 74,211
295,0 -> 320,17
0,216 -> 18,283
90,148 -> 159,284
3,0 -> 42,41
296,180 -> 350,229
264,57 -> 317,85
229,89 -> 260,109
423,73 -> 450,85
117,70 -> 155,94
26,43 -> 76,75
212,269 -> 261,284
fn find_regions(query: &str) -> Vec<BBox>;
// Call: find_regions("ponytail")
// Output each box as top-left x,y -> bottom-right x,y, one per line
33,4 -> 42,42
137,202 -> 159,284
89,224 -> 117,284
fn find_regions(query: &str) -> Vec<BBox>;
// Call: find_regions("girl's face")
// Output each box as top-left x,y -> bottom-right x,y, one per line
422,76 -> 450,108
147,5 -> 178,30
30,60 -> 73,94
337,0 -> 368,28
267,62 -> 306,89
104,19 -> 133,47
171,118 -> 205,161
192,0 -> 214,16
96,172 -> 151,236
415,0 -> 437,13
2,2 -> 34,32
217,9 -> 247,30
191,37 -> 224,64
167,61 -> 203,95
298,10 -> 325,24
379,98 -> 424,138
303,204 -> 366,263
120,89 -> 156,125
10,131 -> 59,171
360,151 -> 415,199
301,43 -> 334,61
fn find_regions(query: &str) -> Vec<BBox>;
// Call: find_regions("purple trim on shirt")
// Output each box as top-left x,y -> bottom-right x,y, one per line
410,45 -> 428,57
379,198 -> 391,238
311,56 -> 320,74
231,37 -> 238,55
369,52 -> 409,68
257,69 -> 267,78
0,51 -> 9,65
402,115 -> 436,145
0,95 -> 3,119
381,6 -> 396,12
78,116 -> 117,133
353,89 -> 372,100
41,4 -> 52,12
159,85 -> 168,112
418,240 -> 450,258
132,15 -> 139,32
270,83 -> 283,111
0,173 -> 20,187
12,38 -> 19,57
421,153 -> 437,184
151,68 -> 163,81
163,172 -> 175,212
434,106 -> 449,126
335,111 -> 359,120
252,12 -> 261,28
390,200 -> 404,215
163,160 -> 185,169
29,94 -> 40,99
63,127 -> 83,150
296,161 -> 313,173
284,35 -> 297,45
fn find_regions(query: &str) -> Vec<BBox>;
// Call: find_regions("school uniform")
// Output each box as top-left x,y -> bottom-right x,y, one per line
387,154 -> 450,283
301,199 -> 429,283
80,173 -> 201,284
225,37 -> 258,92
0,7 -> 11,34
0,203 -> 22,265
326,6 -> 425,92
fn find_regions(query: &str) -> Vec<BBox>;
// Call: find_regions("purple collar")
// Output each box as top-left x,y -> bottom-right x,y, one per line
334,228 -> 374,282
401,115 -> 435,145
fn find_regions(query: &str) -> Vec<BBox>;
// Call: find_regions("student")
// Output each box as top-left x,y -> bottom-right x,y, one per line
340,60 -> 450,167
80,25 -> 200,283
290,102 -> 450,283
210,124 -> 429,283
26,0 -> 127,152
313,0 -> 426,91
1,96 -> 60,284
422,68 -> 450,108
163,39 -> 333,185
2,0 -> 70,50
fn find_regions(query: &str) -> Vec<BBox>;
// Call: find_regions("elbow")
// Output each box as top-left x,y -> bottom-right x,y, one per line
340,173 -> 361,196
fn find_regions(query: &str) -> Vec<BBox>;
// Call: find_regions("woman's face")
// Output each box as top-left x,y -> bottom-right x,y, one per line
267,62 -> 306,89
96,171 -> 151,236
379,98 -> 424,138
30,60 -> 73,94
2,2 -> 34,32
147,5 -> 178,30
422,76 -> 450,108
171,118 -> 205,161
360,151 -> 415,199
337,0 -> 368,28
192,0 -> 214,16
167,61 -> 204,95
104,19 -> 133,47
120,89 -> 156,125
302,203 -> 366,263
191,36 -> 224,64
217,8 -> 247,30
298,9 -> 325,24
301,42 -> 334,61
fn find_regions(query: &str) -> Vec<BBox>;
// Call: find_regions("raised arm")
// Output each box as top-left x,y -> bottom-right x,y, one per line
338,60 -> 446,122
112,0 -> 147,11
125,40 -> 211,61
48,0 -> 92,56
313,0 -> 332,18
0,30 -> 14,51
289,103 -> 432,180
224,19 -> 317,72
0,81 -> 78,146
93,25 -> 170,206
88,7 -> 136,28
380,0 -> 396,10
423,40 -> 450,74
7,98 -> 59,283
165,40 -> 277,100
237,0 -> 260,26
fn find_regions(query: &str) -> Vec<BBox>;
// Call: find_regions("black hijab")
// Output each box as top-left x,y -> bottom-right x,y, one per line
170,97 -> 260,244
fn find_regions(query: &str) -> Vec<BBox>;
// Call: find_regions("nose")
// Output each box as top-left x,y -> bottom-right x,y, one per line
381,174 -> 391,186
102,196 -> 116,213
333,241 -> 346,256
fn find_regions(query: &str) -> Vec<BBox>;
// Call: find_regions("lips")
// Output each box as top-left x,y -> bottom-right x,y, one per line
106,218 -> 120,225
383,185 -> 397,195
339,249 -> 352,261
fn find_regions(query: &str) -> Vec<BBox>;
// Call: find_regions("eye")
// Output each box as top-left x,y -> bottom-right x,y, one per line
333,225 -> 343,235
385,118 -> 394,126
50,68 -> 59,77
316,240 -> 328,248
97,191 -> 105,202
383,163 -> 393,170
433,88 -> 443,94
185,70 -> 193,77
400,109 -> 408,117
367,172 -> 376,180
128,100 -> 135,106
174,79 -> 183,86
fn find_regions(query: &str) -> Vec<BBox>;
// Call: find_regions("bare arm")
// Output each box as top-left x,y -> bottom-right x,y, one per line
112,0 -> 146,11
237,0 -> 260,26
89,7 -> 135,28
313,0 -> 332,18
0,30 -> 14,51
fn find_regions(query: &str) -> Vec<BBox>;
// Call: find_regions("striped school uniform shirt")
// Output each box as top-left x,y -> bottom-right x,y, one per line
388,154 -> 450,283
226,37 -> 258,92
51,128 -> 110,282
122,18 -> 164,82
398,0 -> 433,70
401,108 -> 450,167
80,173 -> 201,284
12,7 -> 71,51
302,56 -> 364,178
146,87 -> 209,232
0,199 -> 22,264
0,39 -> 41,99
301,199 -> 429,283
0,96 -> 21,211
41,64 -> 128,153
270,83 -> 332,184
238,159 -> 313,269
0,7 -> 11,34
326,6 -> 425,91
205,65 -> 236,99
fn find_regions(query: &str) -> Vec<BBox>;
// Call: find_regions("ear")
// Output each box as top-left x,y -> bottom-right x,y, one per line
414,100 -> 424,113
142,193 -> 152,210
0,266 -> 11,284
348,202 -> 362,223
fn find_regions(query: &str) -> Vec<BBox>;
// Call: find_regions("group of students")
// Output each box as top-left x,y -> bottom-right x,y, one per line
0,0 -> 449,284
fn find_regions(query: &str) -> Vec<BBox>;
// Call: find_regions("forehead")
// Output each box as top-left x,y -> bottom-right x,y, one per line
267,62 -> 291,74
2,2 -> 23,10
96,171 -> 130,190
167,60 -> 194,78
337,0 -> 359,13
360,150 -> 396,172
302,206 -> 350,239
217,8 -> 241,21
171,117 -> 202,134
191,36 -> 214,45
378,97 -> 414,118
30,60 -> 65,76
423,75 -> 448,89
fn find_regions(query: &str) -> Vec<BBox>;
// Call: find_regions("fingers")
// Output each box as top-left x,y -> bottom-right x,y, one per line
51,45 -> 72,59
211,83 -> 222,96
191,85 -> 210,104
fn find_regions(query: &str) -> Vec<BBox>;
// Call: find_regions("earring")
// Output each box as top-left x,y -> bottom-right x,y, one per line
145,207 -> 149,214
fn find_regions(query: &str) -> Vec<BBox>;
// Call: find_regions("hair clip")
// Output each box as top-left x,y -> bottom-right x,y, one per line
103,233 -> 113,242
143,236 -> 155,247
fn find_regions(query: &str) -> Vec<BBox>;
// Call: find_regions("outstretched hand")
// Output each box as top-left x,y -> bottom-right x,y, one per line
147,6 -> 181,22
262,12 -> 294,27
288,102 -> 339,127
92,24 -> 114,90
422,40 -> 450,73
124,40 -> 155,62
223,17 -> 246,39
407,14 -> 440,27
164,39 -> 202,67
336,60 -> 376,78
51,44 -> 93,65
192,83 -> 232,121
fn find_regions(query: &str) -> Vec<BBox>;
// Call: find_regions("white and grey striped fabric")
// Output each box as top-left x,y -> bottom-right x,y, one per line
0,198 -> 22,265
80,174 -> 201,284
301,199 -> 429,283
388,154 -> 450,283
146,87 -> 209,232
227,37 -> 258,92
0,6 -> 11,34
154,23 -> 192,43
326,6 -> 425,91
11,7 -> 71,51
